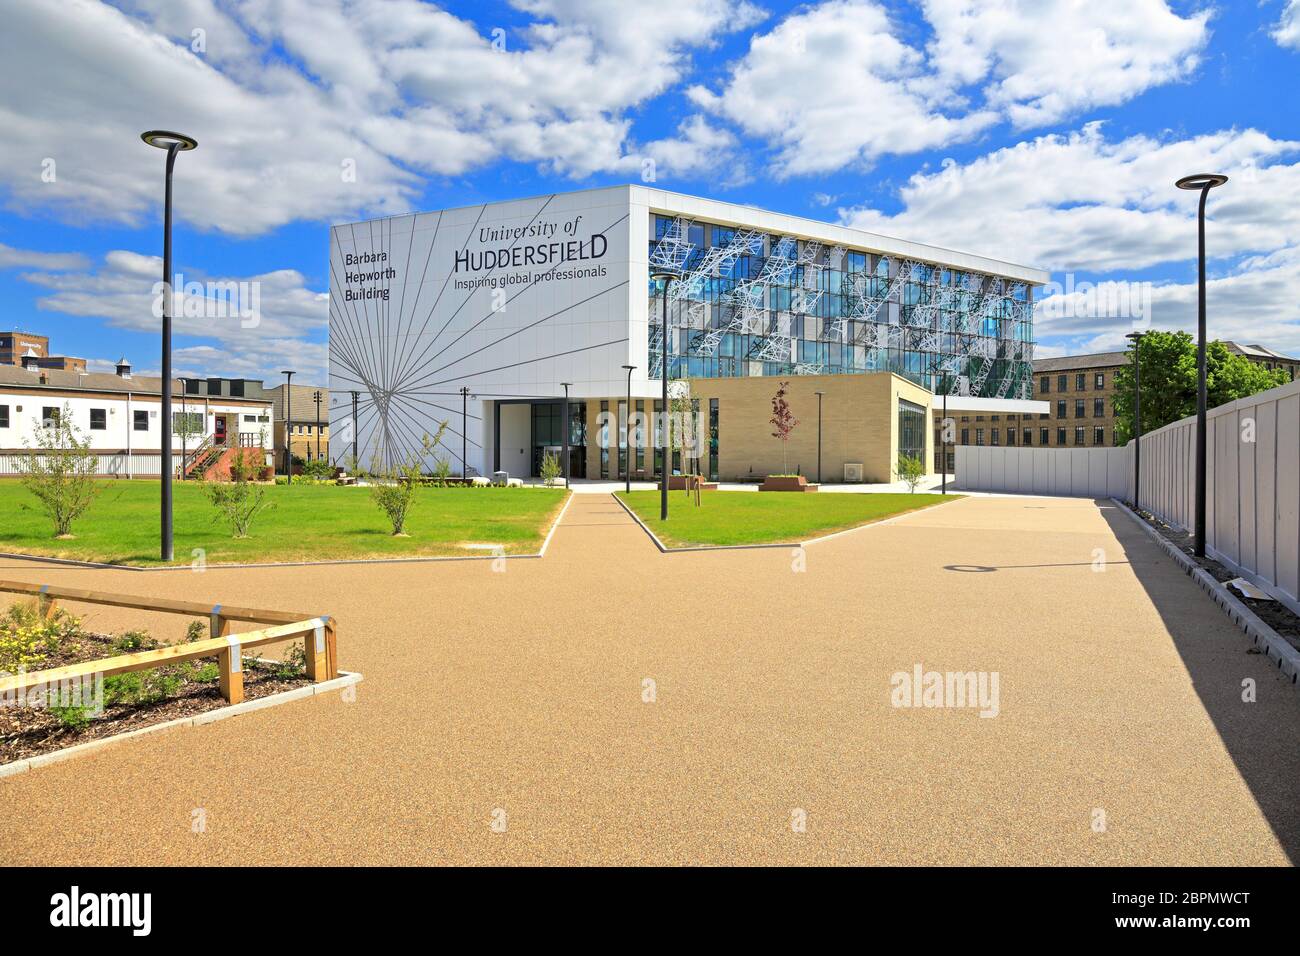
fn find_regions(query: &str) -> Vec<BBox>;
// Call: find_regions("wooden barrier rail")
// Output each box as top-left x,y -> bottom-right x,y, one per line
0,580 -> 338,705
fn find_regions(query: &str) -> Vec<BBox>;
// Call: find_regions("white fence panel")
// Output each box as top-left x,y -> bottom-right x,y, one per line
954,445 -> 1129,498
1136,377 -> 1300,617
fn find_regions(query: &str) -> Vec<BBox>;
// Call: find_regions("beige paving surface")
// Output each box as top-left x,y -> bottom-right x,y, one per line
1,493 -> 1297,865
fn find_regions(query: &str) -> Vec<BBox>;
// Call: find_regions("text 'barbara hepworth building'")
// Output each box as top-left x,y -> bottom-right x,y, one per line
328,185 -> 1049,483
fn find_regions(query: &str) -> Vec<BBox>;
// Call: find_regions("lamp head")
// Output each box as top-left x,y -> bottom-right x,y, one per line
1125,331 -> 1146,343
649,270 -> 679,286
1175,173 -> 1228,191
141,130 -> 198,151
622,364 -> 636,372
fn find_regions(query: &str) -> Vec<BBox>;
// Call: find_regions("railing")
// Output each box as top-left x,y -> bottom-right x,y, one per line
0,580 -> 338,705
181,435 -> 213,477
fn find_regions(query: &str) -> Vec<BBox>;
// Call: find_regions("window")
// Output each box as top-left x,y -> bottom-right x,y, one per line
172,411 -> 203,435
0,405 -> 8,428
990,429 -> 999,446
1093,398 -> 1105,417
1040,377 -> 1049,393
1056,400 -> 1066,419
41,406 -> 59,427
1094,426 -> 1105,446
1057,374 -> 1067,392
960,428 -> 969,445
1095,372 -> 1105,389
207,377 -> 222,395
185,379 -> 200,394
1023,429 -> 1033,446
599,401 -> 609,479
975,428 -> 985,446
134,410 -> 148,431
1040,428 -> 1049,445
1056,427 -> 1066,445
1074,426 -> 1085,446
230,380 -> 245,397
1074,399 -> 1085,418
708,398 -> 719,482
635,400 -> 645,472
617,400 -> 627,478
89,408 -> 107,430
898,399 -> 927,461
1006,429 -> 1015,446
1075,373 -> 1086,391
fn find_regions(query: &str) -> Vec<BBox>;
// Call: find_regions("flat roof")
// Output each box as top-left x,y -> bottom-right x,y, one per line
0,365 -> 272,402
332,183 -> 1050,286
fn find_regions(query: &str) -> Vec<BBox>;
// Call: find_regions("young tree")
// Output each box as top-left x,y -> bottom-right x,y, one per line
539,452 -> 562,487
369,423 -> 450,535
203,445 -> 274,538
896,454 -> 925,493
16,404 -> 101,538
668,380 -> 700,486
769,380 -> 799,475
1113,331 -> 1289,443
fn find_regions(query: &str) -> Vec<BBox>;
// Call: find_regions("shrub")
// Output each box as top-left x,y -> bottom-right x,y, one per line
203,447 -> 274,538
48,703 -> 91,730
302,458 -> 336,480
539,452 -> 562,487
0,602 -> 79,673
370,423 -> 450,535
15,403 -> 102,538
896,454 -> 925,493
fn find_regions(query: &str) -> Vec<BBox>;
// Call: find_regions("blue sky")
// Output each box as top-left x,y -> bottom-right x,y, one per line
1,0 -> 1298,385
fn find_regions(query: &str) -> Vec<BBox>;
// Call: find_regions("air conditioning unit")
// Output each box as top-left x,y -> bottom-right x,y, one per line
844,462 -> 863,482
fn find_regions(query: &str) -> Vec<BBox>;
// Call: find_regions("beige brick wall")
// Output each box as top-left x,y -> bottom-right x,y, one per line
688,372 -> 932,483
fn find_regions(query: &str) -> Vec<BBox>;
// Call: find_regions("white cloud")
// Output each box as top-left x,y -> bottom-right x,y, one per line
840,123 -> 1300,273
1275,0 -> 1300,49
689,0 -> 998,176
1037,246 -> 1300,357
691,0 -> 1210,175
0,243 -> 90,271
922,0 -> 1210,129
0,0 -> 760,235
15,245 -> 330,382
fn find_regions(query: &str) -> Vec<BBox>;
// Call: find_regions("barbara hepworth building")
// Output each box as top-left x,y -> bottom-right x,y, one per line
328,185 -> 1049,483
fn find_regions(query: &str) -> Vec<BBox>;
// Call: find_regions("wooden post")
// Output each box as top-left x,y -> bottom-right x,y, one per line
217,638 -> 244,704
303,621 -> 328,682
324,620 -> 338,679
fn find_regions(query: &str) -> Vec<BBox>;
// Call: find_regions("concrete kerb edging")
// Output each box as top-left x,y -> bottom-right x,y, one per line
1110,497 -> 1300,690
0,670 -> 363,780
610,491 -> 959,554
0,490 -> 575,572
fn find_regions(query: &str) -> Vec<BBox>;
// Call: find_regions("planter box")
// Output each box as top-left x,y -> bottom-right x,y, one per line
759,475 -> 818,492
667,475 -> 719,491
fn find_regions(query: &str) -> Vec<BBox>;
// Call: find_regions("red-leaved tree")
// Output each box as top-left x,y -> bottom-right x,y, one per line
769,380 -> 799,475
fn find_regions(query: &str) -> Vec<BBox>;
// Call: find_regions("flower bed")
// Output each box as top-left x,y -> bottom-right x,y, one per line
0,603 -> 312,764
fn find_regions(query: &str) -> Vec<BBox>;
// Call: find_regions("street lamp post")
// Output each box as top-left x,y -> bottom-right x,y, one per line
1176,173 -> 1228,557
313,389 -> 322,460
350,390 -> 359,469
141,130 -> 197,563
281,370 -> 295,482
560,383 -> 572,487
1125,331 -> 1147,511
928,361 -> 949,495
622,365 -> 636,494
649,270 -> 678,521
459,385 -> 470,477
813,390 -> 824,484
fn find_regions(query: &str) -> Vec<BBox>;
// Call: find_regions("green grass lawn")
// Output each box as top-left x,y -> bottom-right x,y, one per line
616,489 -> 957,548
0,479 -> 568,566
